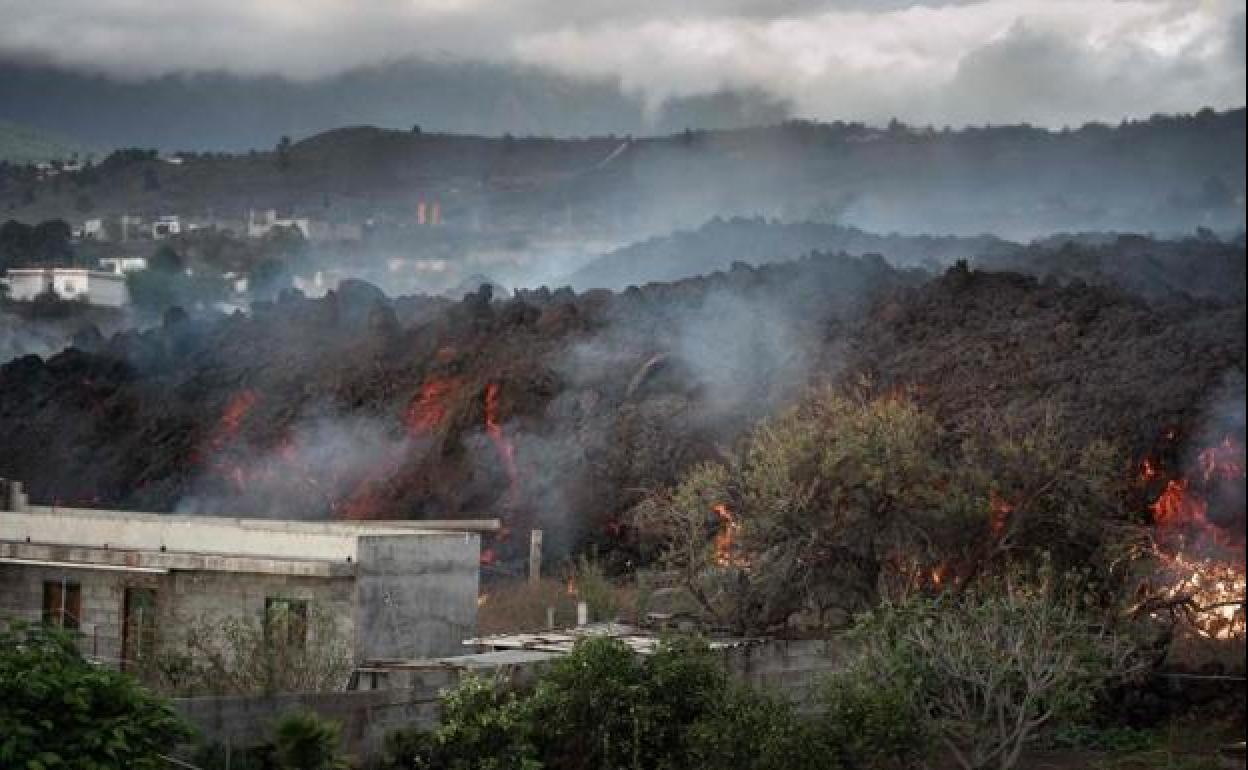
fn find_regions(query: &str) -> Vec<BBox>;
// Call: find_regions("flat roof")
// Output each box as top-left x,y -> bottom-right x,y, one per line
2,505 -> 476,564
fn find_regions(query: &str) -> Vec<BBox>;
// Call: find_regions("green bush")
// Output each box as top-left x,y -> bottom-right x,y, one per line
0,620 -> 193,769
380,635 -> 928,770
271,710 -> 349,770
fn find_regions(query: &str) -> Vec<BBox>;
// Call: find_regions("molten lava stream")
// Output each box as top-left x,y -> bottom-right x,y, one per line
484,383 -> 520,508
406,377 -> 459,436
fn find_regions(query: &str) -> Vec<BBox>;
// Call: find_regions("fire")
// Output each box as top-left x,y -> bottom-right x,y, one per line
712,504 -> 742,567
930,564 -> 947,587
566,576 -> 578,597
1150,478 -> 1208,529
484,383 -> 520,508
406,377 -> 459,436
1139,434 -> 1246,641
989,492 -> 1013,537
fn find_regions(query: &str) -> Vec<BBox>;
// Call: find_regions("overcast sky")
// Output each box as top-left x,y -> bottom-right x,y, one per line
2,0 -> 1244,126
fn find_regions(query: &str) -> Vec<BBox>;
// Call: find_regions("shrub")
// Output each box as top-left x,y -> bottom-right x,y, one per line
271,710 -> 349,770
843,576 -> 1145,770
0,620 -> 193,769
141,603 -> 352,696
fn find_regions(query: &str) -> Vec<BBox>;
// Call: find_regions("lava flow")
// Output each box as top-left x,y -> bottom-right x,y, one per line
406,376 -> 460,436
484,383 -> 520,508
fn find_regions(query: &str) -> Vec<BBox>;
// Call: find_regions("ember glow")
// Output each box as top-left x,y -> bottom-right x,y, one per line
989,492 -> 1013,537
712,503 -> 740,568
1141,434 -> 1246,641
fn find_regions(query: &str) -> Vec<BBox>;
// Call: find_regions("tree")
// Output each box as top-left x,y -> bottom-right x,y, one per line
634,387 -> 1126,634
276,136 -> 293,170
0,620 -> 193,769
842,574 -> 1145,770
140,604 -> 352,697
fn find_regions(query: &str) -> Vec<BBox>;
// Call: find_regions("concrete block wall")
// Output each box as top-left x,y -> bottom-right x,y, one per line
169,571 -> 356,653
175,687 -> 445,761
172,638 -> 847,763
0,562 -> 166,665
354,533 -> 479,660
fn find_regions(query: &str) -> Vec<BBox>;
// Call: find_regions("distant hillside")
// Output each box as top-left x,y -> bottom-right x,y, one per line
0,120 -> 91,163
567,217 -> 1013,290
1,109 -> 1243,241
0,57 -> 788,151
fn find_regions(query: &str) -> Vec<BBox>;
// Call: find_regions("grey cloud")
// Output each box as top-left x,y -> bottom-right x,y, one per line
0,0 -> 1243,127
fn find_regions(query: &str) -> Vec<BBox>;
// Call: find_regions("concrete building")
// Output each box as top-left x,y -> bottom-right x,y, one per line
2,267 -> 129,307
152,215 -> 182,239
0,481 -> 481,670
98,256 -> 149,275
249,209 -> 311,239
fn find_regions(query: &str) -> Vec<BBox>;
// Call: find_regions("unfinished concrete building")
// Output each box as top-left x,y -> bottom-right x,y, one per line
0,480 -> 480,670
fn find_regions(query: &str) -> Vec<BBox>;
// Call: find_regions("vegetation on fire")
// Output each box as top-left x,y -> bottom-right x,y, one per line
632,385 -> 1128,635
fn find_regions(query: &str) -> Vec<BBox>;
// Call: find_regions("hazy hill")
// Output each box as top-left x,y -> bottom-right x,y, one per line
1,109 -> 1243,240
0,119 -> 91,163
0,57 -> 789,151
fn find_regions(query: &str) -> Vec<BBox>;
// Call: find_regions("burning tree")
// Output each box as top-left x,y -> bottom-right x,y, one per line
634,386 -> 1129,634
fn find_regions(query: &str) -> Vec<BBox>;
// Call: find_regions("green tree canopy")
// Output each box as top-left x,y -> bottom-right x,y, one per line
0,621 -> 193,769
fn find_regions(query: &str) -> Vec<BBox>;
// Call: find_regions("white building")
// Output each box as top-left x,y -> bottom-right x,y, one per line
151,215 -> 182,239
249,208 -> 311,239
80,218 -> 105,240
98,257 -> 148,275
3,268 -> 129,307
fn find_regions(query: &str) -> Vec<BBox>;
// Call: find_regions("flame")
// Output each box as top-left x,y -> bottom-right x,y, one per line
712,504 -> 741,567
930,564 -> 947,587
1141,434 -> 1246,641
484,383 -> 520,508
566,576 -> 578,597
989,492 -> 1013,537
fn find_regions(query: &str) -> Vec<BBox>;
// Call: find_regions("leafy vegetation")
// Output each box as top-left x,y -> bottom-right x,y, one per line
0,620 -> 193,769
634,386 -> 1126,634
379,635 -> 926,770
140,603 -> 352,697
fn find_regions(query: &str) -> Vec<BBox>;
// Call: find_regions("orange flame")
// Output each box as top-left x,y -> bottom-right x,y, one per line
712,504 -> 740,567
989,492 -> 1013,537
1142,434 -> 1246,641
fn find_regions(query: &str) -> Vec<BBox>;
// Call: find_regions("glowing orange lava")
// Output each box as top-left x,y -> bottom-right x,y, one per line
405,377 -> 459,436
484,383 -> 520,508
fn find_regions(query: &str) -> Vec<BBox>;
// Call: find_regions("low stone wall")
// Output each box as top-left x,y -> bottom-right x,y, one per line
174,638 -> 845,762
723,638 -> 845,710
174,680 -> 449,760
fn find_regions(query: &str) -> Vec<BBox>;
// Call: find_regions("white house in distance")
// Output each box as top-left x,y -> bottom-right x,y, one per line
249,208 -> 311,239
151,215 -> 182,239
98,256 -> 148,275
3,267 -> 129,308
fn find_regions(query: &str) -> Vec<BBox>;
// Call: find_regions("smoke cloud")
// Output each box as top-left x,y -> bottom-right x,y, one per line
1,0 -> 1242,129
